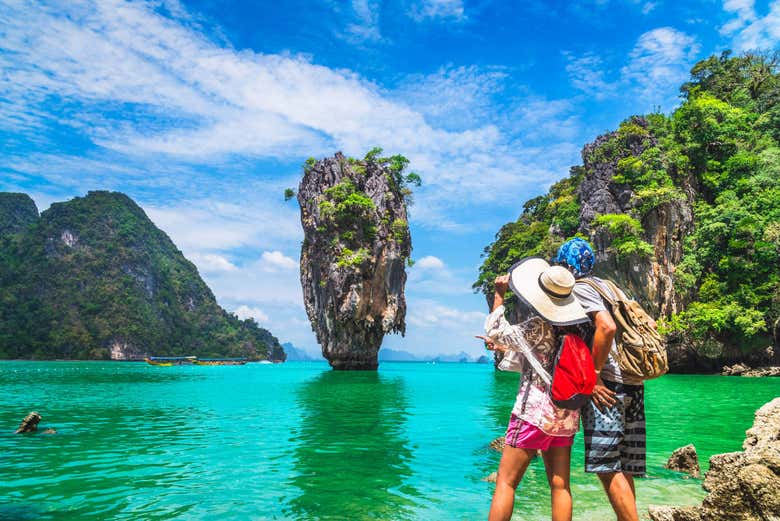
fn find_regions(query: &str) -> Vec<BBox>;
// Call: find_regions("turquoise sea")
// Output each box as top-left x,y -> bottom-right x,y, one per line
1,361 -> 777,520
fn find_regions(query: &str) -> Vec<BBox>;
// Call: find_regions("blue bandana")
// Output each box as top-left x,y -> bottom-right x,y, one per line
555,238 -> 594,278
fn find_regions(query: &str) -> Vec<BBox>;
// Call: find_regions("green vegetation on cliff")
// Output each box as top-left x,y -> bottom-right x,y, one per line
476,51 -> 780,351
309,148 -> 418,268
0,191 -> 285,360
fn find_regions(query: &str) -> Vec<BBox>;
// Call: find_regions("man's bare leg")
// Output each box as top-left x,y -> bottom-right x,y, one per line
597,472 -> 638,521
488,446 -> 536,521
541,445 -> 572,521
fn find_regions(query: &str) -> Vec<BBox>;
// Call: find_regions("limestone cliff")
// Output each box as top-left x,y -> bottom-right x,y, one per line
297,151 -> 413,370
576,117 -> 695,319
476,53 -> 780,372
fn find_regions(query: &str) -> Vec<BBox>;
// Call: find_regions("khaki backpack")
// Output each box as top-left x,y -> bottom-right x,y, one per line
578,278 -> 668,381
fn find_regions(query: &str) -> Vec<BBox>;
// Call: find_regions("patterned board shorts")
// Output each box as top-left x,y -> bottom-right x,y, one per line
581,380 -> 646,476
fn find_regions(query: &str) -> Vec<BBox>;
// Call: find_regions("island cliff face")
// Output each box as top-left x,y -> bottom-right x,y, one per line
476,52 -> 780,372
298,151 -> 412,370
0,191 -> 285,361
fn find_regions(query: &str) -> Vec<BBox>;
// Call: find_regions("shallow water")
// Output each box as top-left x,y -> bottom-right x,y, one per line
0,361 -> 777,520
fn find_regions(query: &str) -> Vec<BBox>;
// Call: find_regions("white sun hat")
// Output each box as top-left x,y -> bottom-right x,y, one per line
508,257 -> 588,326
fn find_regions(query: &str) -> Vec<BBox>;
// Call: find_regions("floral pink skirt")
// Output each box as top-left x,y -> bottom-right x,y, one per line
505,414 -> 575,451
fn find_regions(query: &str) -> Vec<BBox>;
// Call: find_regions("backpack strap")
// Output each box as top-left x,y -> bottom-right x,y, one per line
520,335 -> 563,415
519,371 -> 533,415
576,277 -> 616,306
601,279 -> 628,303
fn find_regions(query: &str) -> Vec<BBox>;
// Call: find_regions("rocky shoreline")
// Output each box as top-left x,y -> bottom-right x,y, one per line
649,397 -> 780,521
721,363 -> 780,377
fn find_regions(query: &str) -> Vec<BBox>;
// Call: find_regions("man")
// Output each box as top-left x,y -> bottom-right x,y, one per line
555,238 -> 645,521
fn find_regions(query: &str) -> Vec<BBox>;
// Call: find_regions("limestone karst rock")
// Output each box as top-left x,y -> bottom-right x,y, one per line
297,151 -> 413,370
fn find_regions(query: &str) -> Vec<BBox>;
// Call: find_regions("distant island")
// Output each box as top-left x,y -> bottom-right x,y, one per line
281,342 -> 488,363
0,191 -> 285,362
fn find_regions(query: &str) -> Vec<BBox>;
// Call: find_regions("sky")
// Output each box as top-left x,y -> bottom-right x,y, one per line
1,0 -> 779,358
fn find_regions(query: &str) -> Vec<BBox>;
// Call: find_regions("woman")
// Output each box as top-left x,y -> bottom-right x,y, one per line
479,257 -> 589,521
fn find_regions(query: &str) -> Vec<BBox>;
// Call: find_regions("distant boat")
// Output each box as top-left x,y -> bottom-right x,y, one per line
257,360 -> 273,365
194,358 -> 248,366
145,356 -> 197,366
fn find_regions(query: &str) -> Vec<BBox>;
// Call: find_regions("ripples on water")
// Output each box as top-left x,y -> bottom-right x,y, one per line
1,361 -> 777,520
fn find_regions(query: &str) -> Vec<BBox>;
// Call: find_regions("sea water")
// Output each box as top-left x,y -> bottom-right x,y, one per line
1,361 -> 777,520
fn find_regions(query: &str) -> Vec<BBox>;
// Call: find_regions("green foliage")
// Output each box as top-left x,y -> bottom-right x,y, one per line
0,191 -> 285,361
364,147 -> 383,162
593,214 -> 654,260
321,180 -> 375,219
391,218 -> 408,242
360,147 -> 421,203
284,188 -> 296,201
311,149 -> 413,272
476,51 -> 780,347
304,157 -> 317,171
336,247 -> 370,268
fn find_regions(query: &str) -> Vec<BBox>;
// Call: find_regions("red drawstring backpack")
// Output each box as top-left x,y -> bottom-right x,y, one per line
518,333 -> 596,412
549,334 -> 597,409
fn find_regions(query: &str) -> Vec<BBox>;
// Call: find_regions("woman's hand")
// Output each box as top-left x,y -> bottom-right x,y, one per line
494,274 -> 510,296
475,335 -> 508,352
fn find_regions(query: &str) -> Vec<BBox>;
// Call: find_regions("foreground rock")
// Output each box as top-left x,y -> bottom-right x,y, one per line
298,151 -> 413,370
649,397 -> 780,521
489,437 -> 505,452
664,444 -> 700,478
15,411 -> 41,433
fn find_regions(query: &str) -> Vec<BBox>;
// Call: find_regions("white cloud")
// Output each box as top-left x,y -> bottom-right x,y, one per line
415,255 -> 446,269
233,305 -> 270,323
641,2 -> 657,15
720,0 -> 780,51
145,199 -> 301,253
408,256 -> 476,296
0,0 -> 582,230
564,52 -> 618,100
621,27 -> 699,104
395,65 -> 508,130
188,253 -> 237,272
408,0 -> 466,22
566,27 -> 699,110
344,0 -> 383,42
260,250 -> 298,271
406,299 -> 485,327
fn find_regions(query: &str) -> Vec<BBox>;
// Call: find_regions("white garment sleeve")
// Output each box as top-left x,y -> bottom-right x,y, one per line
484,305 -> 551,384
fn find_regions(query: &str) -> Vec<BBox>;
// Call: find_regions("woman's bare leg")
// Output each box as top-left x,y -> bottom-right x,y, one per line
488,446 -> 536,521
541,445 -> 572,521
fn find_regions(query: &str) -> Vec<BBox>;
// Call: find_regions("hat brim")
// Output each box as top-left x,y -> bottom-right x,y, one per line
508,257 -> 589,326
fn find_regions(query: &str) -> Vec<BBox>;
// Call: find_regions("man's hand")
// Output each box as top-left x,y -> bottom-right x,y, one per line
475,335 -> 508,353
591,375 -> 617,411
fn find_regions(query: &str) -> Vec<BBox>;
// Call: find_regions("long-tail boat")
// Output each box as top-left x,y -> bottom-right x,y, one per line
145,356 -> 197,366
194,358 -> 248,366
